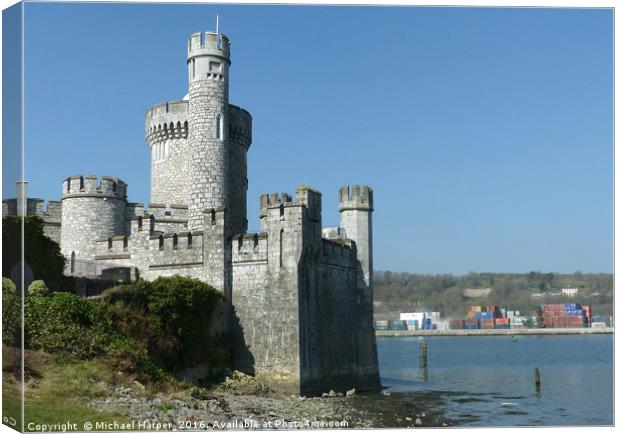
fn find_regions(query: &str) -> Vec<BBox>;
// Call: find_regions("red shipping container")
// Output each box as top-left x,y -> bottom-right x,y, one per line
495,318 -> 509,325
480,319 -> 495,329
450,319 -> 464,330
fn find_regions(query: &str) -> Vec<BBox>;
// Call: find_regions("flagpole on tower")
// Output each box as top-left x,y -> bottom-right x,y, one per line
216,14 -> 219,37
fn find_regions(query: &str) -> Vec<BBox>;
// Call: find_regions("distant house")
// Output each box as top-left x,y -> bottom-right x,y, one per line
561,288 -> 579,297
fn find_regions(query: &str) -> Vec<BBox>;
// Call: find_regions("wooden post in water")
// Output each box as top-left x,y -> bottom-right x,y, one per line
420,341 -> 428,368
535,368 -> 541,392
419,340 -> 428,380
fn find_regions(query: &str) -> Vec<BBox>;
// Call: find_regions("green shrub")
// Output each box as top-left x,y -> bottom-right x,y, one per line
28,279 -> 49,296
102,276 -> 228,373
24,292 -> 109,359
20,275 -> 228,383
2,278 -> 20,346
3,277 -> 16,293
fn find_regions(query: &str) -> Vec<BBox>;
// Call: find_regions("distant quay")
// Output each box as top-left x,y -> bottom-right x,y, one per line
376,327 -> 614,337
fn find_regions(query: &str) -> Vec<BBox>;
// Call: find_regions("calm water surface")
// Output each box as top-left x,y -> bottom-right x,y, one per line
377,334 -> 613,426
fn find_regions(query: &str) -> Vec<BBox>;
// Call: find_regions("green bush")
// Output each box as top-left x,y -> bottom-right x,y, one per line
102,276 -> 228,373
106,337 -> 165,382
2,278 -> 20,346
3,277 -> 16,293
28,279 -> 49,296
25,292 -> 110,359
20,275 -> 229,383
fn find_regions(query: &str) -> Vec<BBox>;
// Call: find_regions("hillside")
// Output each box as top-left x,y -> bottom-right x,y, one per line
373,271 -> 613,320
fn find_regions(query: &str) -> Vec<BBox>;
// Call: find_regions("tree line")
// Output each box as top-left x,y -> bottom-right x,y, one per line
373,271 -> 613,320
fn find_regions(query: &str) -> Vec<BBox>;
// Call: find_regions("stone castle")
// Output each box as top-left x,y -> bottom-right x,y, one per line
3,29 -> 380,395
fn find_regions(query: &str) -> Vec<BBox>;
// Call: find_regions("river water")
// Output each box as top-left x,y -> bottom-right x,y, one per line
376,334 -> 614,426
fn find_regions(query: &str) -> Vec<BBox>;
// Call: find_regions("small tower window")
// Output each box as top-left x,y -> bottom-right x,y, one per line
215,114 -> 223,140
173,234 -> 178,250
150,215 -> 155,232
70,251 -> 75,274
79,176 -> 84,190
279,204 -> 285,220
107,237 -> 113,250
210,209 -> 216,225
137,216 -> 143,231
112,181 -> 117,192
123,236 -> 128,251
187,232 -> 193,249
158,235 -> 164,251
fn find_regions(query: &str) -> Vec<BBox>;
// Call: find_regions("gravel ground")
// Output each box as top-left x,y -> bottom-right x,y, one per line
88,372 -> 453,430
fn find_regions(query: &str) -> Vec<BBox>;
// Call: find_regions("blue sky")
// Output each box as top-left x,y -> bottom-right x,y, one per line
11,3 -> 613,274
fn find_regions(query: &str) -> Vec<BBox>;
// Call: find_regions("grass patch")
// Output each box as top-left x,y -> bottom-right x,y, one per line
4,358 -> 130,431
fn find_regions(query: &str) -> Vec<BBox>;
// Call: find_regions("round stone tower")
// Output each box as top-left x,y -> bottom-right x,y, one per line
145,100 -> 189,205
60,175 -> 127,266
186,31 -> 234,232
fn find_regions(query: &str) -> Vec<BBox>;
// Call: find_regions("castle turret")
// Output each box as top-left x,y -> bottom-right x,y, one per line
60,175 -> 127,275
145,100 -> 189,205
187,31 -> 234,232
339,185 -> 373,287
338,185 -> 380,390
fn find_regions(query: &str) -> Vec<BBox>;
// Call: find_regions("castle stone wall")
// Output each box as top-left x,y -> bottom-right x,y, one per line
145,231 -> 204,280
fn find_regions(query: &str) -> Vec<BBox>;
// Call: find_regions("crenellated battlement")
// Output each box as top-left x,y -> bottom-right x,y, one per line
339,185 -> 373,211
146,100 -> 189,144
62,175 -> 127,199
259,192 -> 293,218
187,32 -> 230,62
228,104 -> 252,148
258,186 -> 323,222
231,232 -> 268,263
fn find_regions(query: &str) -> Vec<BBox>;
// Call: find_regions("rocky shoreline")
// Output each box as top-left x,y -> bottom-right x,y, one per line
88,372 -> 452,429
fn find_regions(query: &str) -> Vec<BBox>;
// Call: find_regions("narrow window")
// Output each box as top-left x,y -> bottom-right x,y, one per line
279,204 -> 285,220
210,209 -> 216,225
112,181 -> 117,192
253,234 -> 259,249
70,251 -> 75,274
79,176 -> 84,190
173,234 -> 178,250
66,179 -> 70,192
123,236 -> 128,251
107,237 -> 113,250
279,229 -> 284,268
158,235 -> 164,251
215,114 -> 222,139
150,215 -> 155,232
187,232 -> 193,249
192,59 -> 196,79
138,216 -> 143,231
